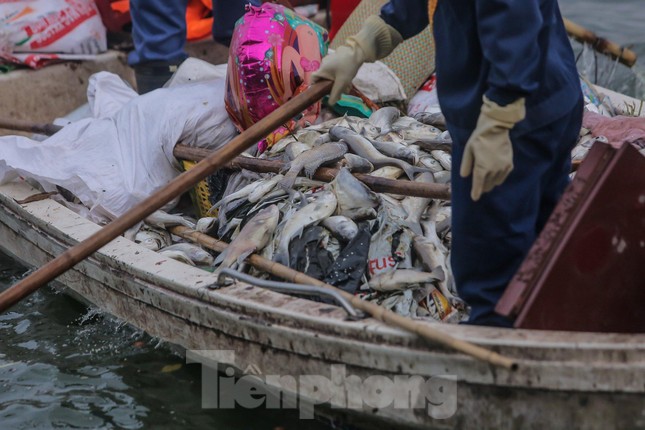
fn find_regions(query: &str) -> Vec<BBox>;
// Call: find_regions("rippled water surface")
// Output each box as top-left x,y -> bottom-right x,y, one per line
0,254 -> 332,429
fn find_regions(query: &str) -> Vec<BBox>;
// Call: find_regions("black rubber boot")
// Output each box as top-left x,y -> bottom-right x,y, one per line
133,61 -> 182,94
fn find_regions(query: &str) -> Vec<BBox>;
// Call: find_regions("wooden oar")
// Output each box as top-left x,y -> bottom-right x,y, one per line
564,17 -> 638,68
174,144 -> 451,200
0,81 -> 334,314
170,225 -> 519,370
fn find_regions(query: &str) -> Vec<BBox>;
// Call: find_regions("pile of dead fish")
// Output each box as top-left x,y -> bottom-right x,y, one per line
128,107 -> 467,323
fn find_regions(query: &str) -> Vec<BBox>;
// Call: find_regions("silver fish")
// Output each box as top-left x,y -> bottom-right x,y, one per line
214,205 -> 280,273
412,111 -> 447,130
433,170 -> 451,184
370,139 -> 418,164
145,210 -> 196,229
418,156 -> 445,173
196,217 -> 218,234
134,229 -> 171,251
365,269 -> 439,292
401,172 -> 435,233
279,142 -> 348,190
314,133 -> 332,145
322,215 -> 359,242
248,174 -> 283,203
369,166 -> 404,179
274,191 -> 337,265
431,150 -> 452,171
158,249 -> 196,266
369,106 -> 401,135
329,126 -> 428,180
285,141 -> 313,161
160,243 -> 214,265
342,153 -> 374,173
414,229 -> 465,310
331,168 -> 380,220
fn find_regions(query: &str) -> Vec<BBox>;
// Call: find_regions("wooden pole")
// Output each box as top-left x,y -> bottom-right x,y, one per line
564,18 -> 638,68
173,144 -> 451,200
0,81 -> 333,314
170,226 -> 518,370
0,118 -> 63,136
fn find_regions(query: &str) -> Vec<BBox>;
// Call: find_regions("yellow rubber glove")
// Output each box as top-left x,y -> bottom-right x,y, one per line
312,15 -> 403,105
460,96 -> 526,201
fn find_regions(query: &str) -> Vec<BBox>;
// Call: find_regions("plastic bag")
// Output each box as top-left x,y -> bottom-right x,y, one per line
407,74 -> 441,117
225,3 -> 328,149
0,69 -> 237,223
0,0 -> 107,68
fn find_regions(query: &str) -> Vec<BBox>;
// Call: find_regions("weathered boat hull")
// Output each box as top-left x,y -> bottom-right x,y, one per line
1,180 -> 644,429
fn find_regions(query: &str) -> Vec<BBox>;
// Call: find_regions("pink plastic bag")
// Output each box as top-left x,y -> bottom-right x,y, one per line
225,3 -> 328,150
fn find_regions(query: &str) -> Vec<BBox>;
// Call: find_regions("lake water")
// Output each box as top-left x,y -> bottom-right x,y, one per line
2,2 -> 645,429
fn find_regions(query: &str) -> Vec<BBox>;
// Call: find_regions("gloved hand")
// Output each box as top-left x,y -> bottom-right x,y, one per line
460,96 -> 526,201
312,15 -> 403,105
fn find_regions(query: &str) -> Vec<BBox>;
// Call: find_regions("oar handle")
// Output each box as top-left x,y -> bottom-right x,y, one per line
0,80 -> 333,313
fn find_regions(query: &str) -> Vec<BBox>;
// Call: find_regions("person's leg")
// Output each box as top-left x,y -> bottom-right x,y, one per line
449,103 -> 582,327
536,98 -> 584,232
211,0 -> 261,46
129,0 -> 189,93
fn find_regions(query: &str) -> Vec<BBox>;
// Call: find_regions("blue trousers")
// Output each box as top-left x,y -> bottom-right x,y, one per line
449,99 -> 583,327
128,0 -> 261,65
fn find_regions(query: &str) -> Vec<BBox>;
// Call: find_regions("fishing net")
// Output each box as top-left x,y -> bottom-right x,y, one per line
572,39 -> 645,103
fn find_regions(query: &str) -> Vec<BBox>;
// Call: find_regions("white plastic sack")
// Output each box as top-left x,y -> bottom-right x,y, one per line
0,0 -> 107,68
0,69 -> 238,224
407,74 -> 441,117
353,60 -> 407,103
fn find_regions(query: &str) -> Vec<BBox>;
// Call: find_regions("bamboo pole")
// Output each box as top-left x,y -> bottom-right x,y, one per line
170,225 -> 519,370
173,144 -> 451,200
0,81 -> 334,314
564,18 -> 638,68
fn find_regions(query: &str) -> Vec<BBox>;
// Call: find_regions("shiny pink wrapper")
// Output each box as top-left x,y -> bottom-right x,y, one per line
225,3 -> 329,149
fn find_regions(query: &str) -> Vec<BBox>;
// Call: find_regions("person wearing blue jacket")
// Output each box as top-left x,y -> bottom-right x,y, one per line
129,0 -> 261,93
313,0 -> 583,326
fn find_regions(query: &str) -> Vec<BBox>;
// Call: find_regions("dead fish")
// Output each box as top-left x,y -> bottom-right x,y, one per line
209,175 -> 275,214
342,153 -> 374,173
418,156 -> 445,173
160,243 -> 214,265
329,126 -> 428,180
331,168 -> 380,220
322,215 -> 359,242
412,111 -> 447,130
431,150 -> 452,170
370,139 -> 418,164
314,133 -> 332,145
158,249 -> 196,266
135,228 -> 171,251
274,191 -> 337,265
365,269 -> 439,292
124,221 -> 144,241
279,142 -> 348,190
401,172 -> 435,233
369,106 -> 401,135
433,170 -> 451,184
196,217 -> 218,234
248,174 -> 283,203
413,231 -> 465,310
369,166 -> 404,179
285,141 -> 313,160
214,205 -> 280,273
146,210 -> 196,229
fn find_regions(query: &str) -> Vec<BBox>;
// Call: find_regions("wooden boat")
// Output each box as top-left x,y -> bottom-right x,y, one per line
1,51 -> 645,430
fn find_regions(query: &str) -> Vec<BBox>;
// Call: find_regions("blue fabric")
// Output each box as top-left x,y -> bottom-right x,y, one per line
381,0 -> 584,326
128,0 -> 260,66
449,99 -> 583,326
381,0 -> 582,132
